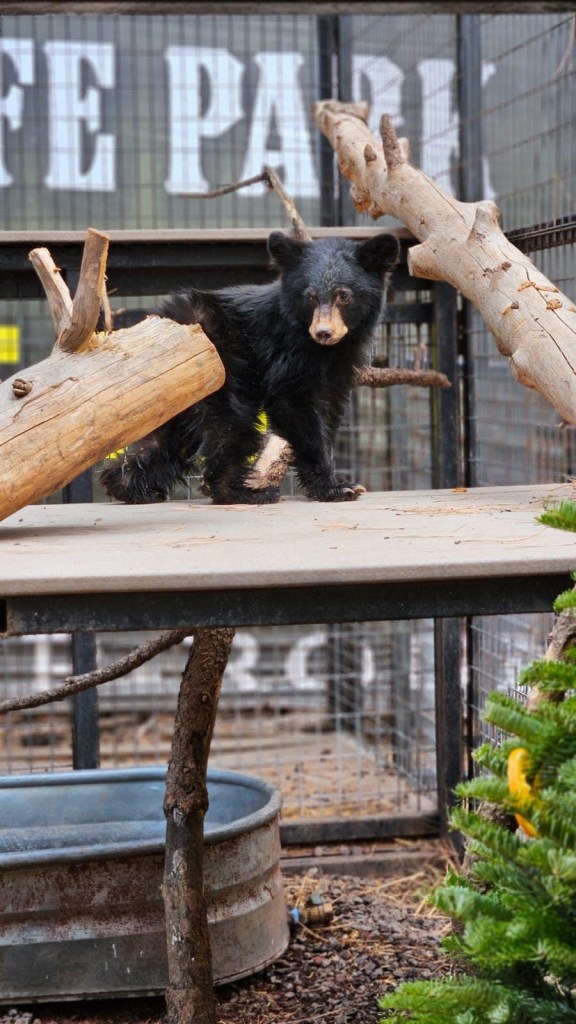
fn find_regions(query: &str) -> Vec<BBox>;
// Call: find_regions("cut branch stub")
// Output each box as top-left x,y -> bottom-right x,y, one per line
58,227 -> 110,352
28,247 -> 74,339
29,228 -> 110,352
314,99 -> 576,425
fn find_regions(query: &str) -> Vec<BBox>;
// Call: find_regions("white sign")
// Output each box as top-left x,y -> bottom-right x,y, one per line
0,38 -> 495,198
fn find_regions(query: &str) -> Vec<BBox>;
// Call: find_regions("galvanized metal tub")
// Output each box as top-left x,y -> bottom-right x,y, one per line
0,767 -> 289,1001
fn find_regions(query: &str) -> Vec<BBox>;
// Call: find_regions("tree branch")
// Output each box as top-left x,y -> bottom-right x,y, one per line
262,165 -> 311,242
354,366 -> 450,389
314,99 -> 576,425
163,627 -> 235,1024
0,629 -> 193,715
28,247 -> 73,338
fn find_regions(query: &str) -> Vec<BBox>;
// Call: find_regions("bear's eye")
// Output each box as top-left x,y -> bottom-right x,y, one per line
306,289 -> 318,305
336,288 -> 352,304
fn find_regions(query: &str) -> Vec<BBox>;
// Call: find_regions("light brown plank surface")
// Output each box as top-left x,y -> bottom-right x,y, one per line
0,226 -> 407,245
0,485 -> 575,597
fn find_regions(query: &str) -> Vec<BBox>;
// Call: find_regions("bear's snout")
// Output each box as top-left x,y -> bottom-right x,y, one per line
315,326 -> 334,343
310,305 -> 349,346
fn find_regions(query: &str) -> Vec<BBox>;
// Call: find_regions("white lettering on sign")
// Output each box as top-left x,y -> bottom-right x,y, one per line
0,38 -> 34,187
417,58 -> 496,198
352,54 -> 404,137
226,633 -> 259,692
284,630 -> 327,691
0,37 -> 497,202
223,629 -> 376,695
43,41 -> 115,191
241,53 -> 319,198
164,46 -> 244,194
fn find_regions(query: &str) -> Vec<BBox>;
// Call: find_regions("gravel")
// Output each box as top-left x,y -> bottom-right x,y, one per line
1,860 -> 453,1024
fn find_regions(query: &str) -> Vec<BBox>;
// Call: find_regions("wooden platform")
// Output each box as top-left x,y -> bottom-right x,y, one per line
1,484 -> 574,599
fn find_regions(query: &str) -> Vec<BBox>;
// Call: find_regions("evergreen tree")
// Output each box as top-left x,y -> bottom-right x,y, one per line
380,500 -> 576,1024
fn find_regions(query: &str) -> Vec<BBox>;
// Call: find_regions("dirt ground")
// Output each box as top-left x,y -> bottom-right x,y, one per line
1,850 -> 455,1024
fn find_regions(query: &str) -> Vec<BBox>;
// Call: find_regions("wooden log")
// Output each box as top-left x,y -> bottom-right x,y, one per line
0,316 -> 225,522
314,100 -> 576,425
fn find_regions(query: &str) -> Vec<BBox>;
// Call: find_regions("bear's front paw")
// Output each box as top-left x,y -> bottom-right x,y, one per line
100,462 -> 168,504
313,480 -> 362,502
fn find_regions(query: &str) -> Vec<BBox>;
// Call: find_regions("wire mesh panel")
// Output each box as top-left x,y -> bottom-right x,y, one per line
0,621 -> 439,822
347,12 -> 457,193
465,13 -> 576,742
0,12 -> 322,230
0,274 -> 440,825
2,9 -> 575,833
480,13 -> 576,231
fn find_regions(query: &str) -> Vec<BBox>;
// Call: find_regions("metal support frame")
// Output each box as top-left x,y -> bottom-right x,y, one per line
3,3 -> 574,14
430,280 -> 464,829
62,270 -> 101,772
2,575 -> 568,637
63,481 -> 101,771
317,16 -> 339,228
317,14 -> 358,229
319,14 -> 367,737
456,14 -> 486,813
456,13 -> 484,489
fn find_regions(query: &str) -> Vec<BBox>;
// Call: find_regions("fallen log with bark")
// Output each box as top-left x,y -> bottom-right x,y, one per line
0,228 -> 225,523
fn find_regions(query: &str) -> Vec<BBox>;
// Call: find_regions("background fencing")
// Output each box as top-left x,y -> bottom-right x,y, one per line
0,8 -> 574,835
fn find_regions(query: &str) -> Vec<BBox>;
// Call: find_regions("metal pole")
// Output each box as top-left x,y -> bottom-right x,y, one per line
62,268 -> 101,770
317,16 -> 338,228
336,15 -> 357,227
431,281 -> 459,491
455,13 -> 485,809
63,472 -> 101,770
431,280 -> 463,833
456,13 -> 484,487
434,618 -> 463,845
431,13 -> 484,833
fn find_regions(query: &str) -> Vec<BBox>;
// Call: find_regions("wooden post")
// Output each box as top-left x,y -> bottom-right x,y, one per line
163,628 -> 236,1024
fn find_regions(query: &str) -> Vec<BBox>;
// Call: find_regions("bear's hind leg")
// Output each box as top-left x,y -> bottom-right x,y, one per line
101,408 -> 202,504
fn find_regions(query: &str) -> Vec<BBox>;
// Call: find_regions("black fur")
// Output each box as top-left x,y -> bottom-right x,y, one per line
101,231 -> 399,505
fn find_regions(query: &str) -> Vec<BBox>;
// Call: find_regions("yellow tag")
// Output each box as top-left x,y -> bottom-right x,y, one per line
0,325 -> 20,363
105,448 -> 127,460
255,410 -> 268,433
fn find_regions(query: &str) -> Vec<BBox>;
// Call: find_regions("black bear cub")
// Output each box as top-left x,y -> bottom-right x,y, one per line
101,231 -> 399,506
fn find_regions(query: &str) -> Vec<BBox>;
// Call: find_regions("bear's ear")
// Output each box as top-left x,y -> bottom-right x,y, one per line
268,232 -> 306,272
356,233 -> 400,277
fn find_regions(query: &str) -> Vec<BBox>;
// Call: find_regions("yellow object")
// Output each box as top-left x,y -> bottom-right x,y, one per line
105,413 -> 267,465
507,747 -> 537,837
0,325 -> 21,363
255,410 -> 268,433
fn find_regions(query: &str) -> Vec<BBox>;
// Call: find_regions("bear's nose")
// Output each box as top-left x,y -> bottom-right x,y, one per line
315,327 -> 333,342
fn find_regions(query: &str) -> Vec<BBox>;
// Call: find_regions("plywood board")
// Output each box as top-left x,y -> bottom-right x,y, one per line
1,484 -> 575,597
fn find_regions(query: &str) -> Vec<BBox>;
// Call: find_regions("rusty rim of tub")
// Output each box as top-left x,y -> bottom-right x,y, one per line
0,766 -> 283,868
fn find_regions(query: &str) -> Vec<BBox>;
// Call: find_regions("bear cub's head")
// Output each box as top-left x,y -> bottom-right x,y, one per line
268,231 -> 399,346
